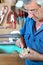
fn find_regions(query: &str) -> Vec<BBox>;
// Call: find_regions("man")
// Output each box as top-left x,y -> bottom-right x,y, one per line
16,0 -> 43,65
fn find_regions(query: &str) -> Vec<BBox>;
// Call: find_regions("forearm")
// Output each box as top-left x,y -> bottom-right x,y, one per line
27,52 -> 41,61
32,53 -> 43,61
20,36 -> 26,47
38,54 -> 43,61
34,53 -> 43,61
26,49 -> 43,61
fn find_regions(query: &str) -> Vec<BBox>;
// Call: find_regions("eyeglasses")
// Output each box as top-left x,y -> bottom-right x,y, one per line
21,7 -> 38,13
16,1 -> 41,13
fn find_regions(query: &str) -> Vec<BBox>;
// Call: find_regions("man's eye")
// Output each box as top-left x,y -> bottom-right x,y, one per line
30,10 -> 34,11
30,9 -> 37,11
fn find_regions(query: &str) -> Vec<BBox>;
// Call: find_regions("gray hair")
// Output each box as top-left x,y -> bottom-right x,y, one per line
36,0 -> 43,6
19,0 -> 32,4
18,0 -> 43,6
16,0 -> 43,12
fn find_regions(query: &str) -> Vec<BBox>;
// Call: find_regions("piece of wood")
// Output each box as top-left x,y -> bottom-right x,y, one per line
0,53 -> 25,65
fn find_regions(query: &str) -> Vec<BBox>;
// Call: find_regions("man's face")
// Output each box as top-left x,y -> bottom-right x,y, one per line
25,1 -> 43,21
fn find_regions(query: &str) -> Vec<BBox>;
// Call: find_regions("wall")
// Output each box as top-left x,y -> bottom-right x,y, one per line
0,0 -> 20,41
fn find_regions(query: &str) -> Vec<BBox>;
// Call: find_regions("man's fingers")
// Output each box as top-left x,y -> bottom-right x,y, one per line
27,47 -> 30,53
27,47 -> 30,50
16,39 -> 24,48
19,54 -> 23,58
19,53 -> 29,59
20,42 -> 24,48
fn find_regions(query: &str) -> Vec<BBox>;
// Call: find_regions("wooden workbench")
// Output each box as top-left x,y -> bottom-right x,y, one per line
0,52 -> 25,65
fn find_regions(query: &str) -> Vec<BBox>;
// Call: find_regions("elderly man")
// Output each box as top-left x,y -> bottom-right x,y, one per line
16,0 -> 43,65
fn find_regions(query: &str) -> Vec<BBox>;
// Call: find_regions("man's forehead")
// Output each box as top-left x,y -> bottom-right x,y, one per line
24,1 -> 40,10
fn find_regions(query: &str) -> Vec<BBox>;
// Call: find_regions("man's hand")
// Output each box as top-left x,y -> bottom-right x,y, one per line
16,36 -> 26,48
19,48 -> 30,58
16,38 -> 24,48
19,48 -> 41,61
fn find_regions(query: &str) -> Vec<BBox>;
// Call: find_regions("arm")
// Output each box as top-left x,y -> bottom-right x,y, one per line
16,36 -> 26,48
27,48 -> 43,61
39,54 -> 43,61
19,48 -> 43,61
16,18 -> 27,48
20,36 -> 26,48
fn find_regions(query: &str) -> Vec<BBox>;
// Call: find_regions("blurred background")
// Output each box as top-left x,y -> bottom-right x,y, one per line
0,0 -> 26,65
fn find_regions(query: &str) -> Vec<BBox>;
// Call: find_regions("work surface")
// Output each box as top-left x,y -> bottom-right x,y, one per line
0,53 -> 25,65
0,44 -> 25,65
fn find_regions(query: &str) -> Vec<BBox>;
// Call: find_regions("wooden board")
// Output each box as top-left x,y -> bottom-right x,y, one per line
0,53 -> 25,65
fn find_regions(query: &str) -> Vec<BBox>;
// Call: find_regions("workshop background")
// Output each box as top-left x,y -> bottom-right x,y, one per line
0,0 -> 26,65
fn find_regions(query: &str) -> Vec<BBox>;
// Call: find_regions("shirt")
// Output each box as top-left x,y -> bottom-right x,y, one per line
20,17 -> 43,65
